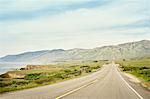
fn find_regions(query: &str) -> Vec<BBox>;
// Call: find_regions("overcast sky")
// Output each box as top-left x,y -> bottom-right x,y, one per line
0,0 -> 149,57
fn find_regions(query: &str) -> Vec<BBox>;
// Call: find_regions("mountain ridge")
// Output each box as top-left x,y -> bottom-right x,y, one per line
0,40 -> 150,63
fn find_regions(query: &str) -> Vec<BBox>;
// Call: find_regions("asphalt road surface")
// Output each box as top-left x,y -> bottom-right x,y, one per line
0,63 -> 149,99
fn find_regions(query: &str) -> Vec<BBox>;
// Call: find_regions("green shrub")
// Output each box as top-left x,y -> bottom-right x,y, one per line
35,78 -> 52,84
25,73 -> 41,80
53,73 -> 67,79
64,69 -> 72,73
80,65 -> 89,68
93,61 -> 98,63
12,80 -> 29,85
74,70 -> 82,76
85,69 -> 92,73
0,81 -> 13,87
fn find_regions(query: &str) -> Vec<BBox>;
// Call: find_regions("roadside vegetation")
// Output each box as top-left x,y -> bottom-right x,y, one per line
0,60 -> 107,93
116,58 -> 150,89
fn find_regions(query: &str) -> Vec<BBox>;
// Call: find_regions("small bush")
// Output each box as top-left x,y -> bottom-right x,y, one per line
12,80 -> 29,85
35,78 -> 52,84
85,69 -> 92,73
53,73 -> 66,79
74,70 -> 82,76
64,69 -> 72,73
93,61 -> 98,63
80,65 -> 89,68
139,67 -> 149,70
0,80 -> 13,87
25,73 -> 41,80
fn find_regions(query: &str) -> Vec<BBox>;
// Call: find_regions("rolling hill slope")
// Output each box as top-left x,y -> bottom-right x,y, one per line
0,40 -> 150,63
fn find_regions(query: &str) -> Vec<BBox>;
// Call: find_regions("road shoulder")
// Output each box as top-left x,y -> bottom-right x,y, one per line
121,72 -> 150,99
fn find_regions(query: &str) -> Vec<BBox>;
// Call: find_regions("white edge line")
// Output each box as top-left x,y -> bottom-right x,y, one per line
117,67 -> 144,99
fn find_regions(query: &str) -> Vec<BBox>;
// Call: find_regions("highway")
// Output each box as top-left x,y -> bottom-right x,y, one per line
0,63 -> 149,99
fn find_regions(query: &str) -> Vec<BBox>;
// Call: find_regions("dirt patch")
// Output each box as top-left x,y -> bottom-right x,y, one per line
141,82 -> 150,91
0,72 -> 25,78
124,72 -> 150,91
123,73 -> 141,83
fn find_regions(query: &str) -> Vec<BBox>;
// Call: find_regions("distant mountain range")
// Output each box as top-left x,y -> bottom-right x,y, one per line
0,40 -> 150,64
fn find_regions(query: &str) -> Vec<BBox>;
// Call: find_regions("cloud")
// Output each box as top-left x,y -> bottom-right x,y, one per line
0,0 -> 149,56
0,0 -> 111,21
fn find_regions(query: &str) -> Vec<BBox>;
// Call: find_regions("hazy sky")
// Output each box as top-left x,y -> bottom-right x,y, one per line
0,0 -> 149,57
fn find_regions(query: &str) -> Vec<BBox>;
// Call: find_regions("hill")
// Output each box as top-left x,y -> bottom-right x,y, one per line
0,40 -> 150,63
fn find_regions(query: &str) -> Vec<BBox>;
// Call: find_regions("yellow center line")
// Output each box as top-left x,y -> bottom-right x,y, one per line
55,79 -> 98,99
55,77 -> 105,99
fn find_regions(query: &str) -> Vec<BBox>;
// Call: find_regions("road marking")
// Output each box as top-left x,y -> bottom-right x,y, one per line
55,65 -> 108,99
116,65 -> 144,99
55,79 -> 99,99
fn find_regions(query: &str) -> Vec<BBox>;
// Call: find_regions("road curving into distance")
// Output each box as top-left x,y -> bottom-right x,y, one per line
0,63 -> 149,99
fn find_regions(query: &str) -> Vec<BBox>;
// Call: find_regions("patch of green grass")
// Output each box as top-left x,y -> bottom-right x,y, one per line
0,60 -> 107,93
116,58 -> 150,82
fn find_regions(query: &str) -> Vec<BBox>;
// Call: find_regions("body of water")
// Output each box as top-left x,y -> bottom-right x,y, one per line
0,63 -> 26,74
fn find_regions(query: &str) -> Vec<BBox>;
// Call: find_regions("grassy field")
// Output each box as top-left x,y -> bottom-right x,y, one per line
0,60 -> 107,93
116,58 -> 150,89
